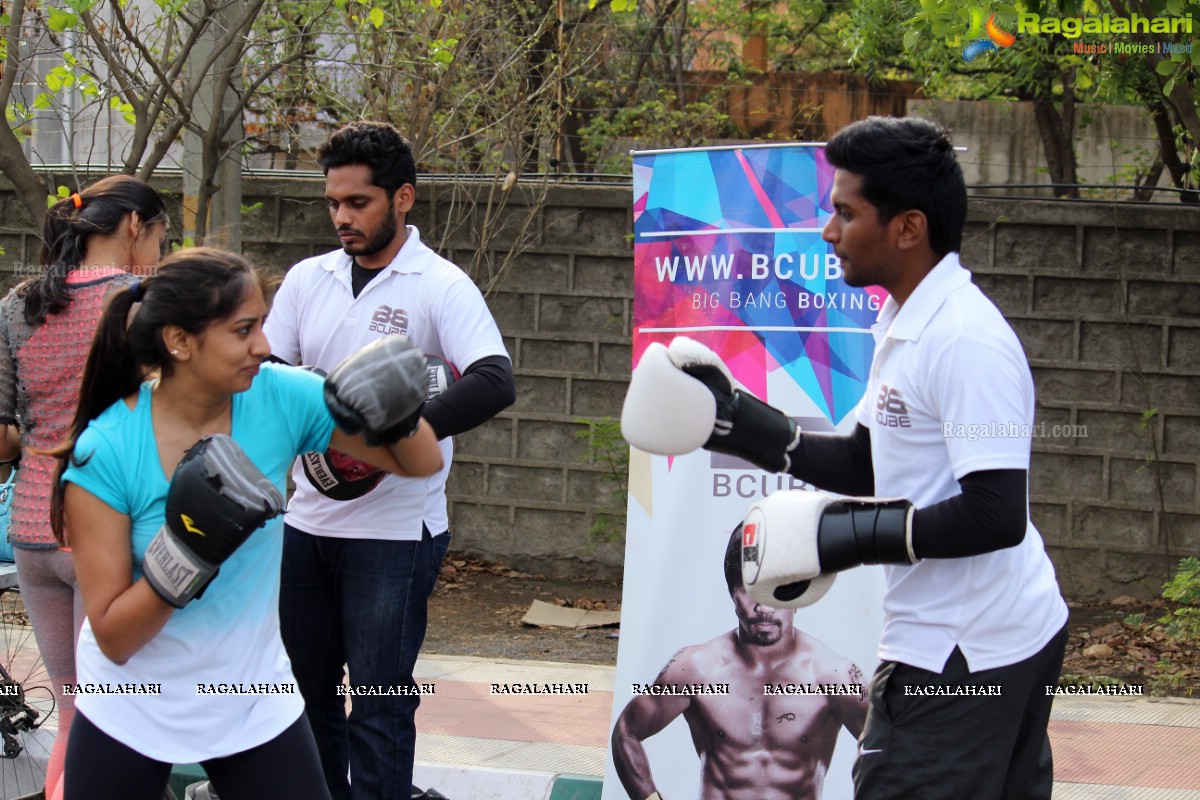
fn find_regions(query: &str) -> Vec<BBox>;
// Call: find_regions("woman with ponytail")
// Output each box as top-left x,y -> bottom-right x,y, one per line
47,248 -> 440,800
0,174 -> 168,799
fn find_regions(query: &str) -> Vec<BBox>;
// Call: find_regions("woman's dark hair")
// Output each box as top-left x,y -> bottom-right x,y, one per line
22,174 -> 168,326
48,247 -> 260,540
824,116 -> 967,257
317,120 -> 417,196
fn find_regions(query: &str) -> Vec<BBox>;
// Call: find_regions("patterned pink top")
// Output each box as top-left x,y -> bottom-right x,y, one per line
0,268 -> 135,548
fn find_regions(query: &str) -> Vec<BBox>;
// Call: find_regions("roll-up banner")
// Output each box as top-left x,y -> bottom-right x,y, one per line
605,144 -> 886,800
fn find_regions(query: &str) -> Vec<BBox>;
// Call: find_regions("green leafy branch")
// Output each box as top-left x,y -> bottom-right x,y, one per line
575,416 -> 629,545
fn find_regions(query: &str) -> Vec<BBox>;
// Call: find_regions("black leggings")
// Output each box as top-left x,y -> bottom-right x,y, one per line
64,711 -> 333,800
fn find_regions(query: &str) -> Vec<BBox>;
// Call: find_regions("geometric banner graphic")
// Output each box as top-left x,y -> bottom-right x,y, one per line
605,144 -> 886,800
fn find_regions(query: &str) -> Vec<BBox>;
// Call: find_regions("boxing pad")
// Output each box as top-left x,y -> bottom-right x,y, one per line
425,355 -> 459,400
621,342 -> 717,456
301,448 -> 386,501
742,490 -> 917,609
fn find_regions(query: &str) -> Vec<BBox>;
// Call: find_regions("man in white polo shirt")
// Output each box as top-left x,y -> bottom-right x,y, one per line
264,121 -> 515,800
620,116 -> 1068,799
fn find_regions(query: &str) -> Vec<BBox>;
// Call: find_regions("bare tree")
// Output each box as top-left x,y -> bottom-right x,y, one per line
0,0 -> 312,236
246,0 -> 624,288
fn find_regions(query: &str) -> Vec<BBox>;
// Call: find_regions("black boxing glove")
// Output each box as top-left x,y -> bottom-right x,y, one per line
324,336 -> 429,446
142,435 -> 284,608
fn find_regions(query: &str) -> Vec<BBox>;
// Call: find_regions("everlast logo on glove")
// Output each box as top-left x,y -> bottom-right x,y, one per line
875,385 -> 912,428
303,453 -> 340,492
301,449 -> 386,501
145,532 -> 201,596
142,435 -> 284,608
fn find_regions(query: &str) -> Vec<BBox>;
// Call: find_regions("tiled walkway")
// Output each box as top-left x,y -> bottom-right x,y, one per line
3,572 -> 1197,800
413,654 -> 1200,800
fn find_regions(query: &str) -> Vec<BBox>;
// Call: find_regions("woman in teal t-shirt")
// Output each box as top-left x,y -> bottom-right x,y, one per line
46,248 -> 442,800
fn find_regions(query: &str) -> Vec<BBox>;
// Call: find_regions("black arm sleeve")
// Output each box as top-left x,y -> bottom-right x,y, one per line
910,469 -> 1028,559
786,423 -> 875,496
422,355 -> 516,440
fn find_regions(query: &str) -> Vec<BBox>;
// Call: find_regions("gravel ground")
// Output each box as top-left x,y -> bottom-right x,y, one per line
424,556 -> 622,665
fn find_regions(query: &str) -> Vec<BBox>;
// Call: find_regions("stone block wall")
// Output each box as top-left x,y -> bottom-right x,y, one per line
2,176 -> 1196,594
964,199 -> 1200,597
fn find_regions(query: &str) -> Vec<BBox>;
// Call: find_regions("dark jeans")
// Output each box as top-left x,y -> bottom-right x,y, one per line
65,711 -> 331,800
279,524 -> 450,800
853,624 -> 1069,800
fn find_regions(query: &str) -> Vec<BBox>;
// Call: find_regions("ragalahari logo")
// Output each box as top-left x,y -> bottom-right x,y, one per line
962,8 -> 1017,61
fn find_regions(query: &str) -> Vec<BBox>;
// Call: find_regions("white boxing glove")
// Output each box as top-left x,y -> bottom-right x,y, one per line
621,342 -> 717,456
621,337 -> 800,472
742,491 -> 839,608
742,490 -> 917,609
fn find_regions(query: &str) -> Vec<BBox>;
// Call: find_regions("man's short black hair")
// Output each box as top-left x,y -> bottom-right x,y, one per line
824,116 -> 967,257
317,121 -> 416,197
724,524 -> 744,597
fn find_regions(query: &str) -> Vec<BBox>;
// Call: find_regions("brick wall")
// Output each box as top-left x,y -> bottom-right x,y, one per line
2,176 -> 1196,595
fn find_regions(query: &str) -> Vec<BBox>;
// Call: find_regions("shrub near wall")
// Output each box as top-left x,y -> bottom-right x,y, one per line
2,176 -> 1196,594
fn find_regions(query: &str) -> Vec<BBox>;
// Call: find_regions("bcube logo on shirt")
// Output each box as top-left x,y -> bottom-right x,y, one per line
369,305 -> 409,335
875,385 -> 912,428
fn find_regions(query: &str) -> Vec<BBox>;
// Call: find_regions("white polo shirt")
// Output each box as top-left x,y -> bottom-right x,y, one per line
265,226 -> 509,541
856,253 -> 1068,673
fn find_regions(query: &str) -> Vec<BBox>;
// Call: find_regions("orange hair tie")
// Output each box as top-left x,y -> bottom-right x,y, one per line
71,192 -> 83,209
